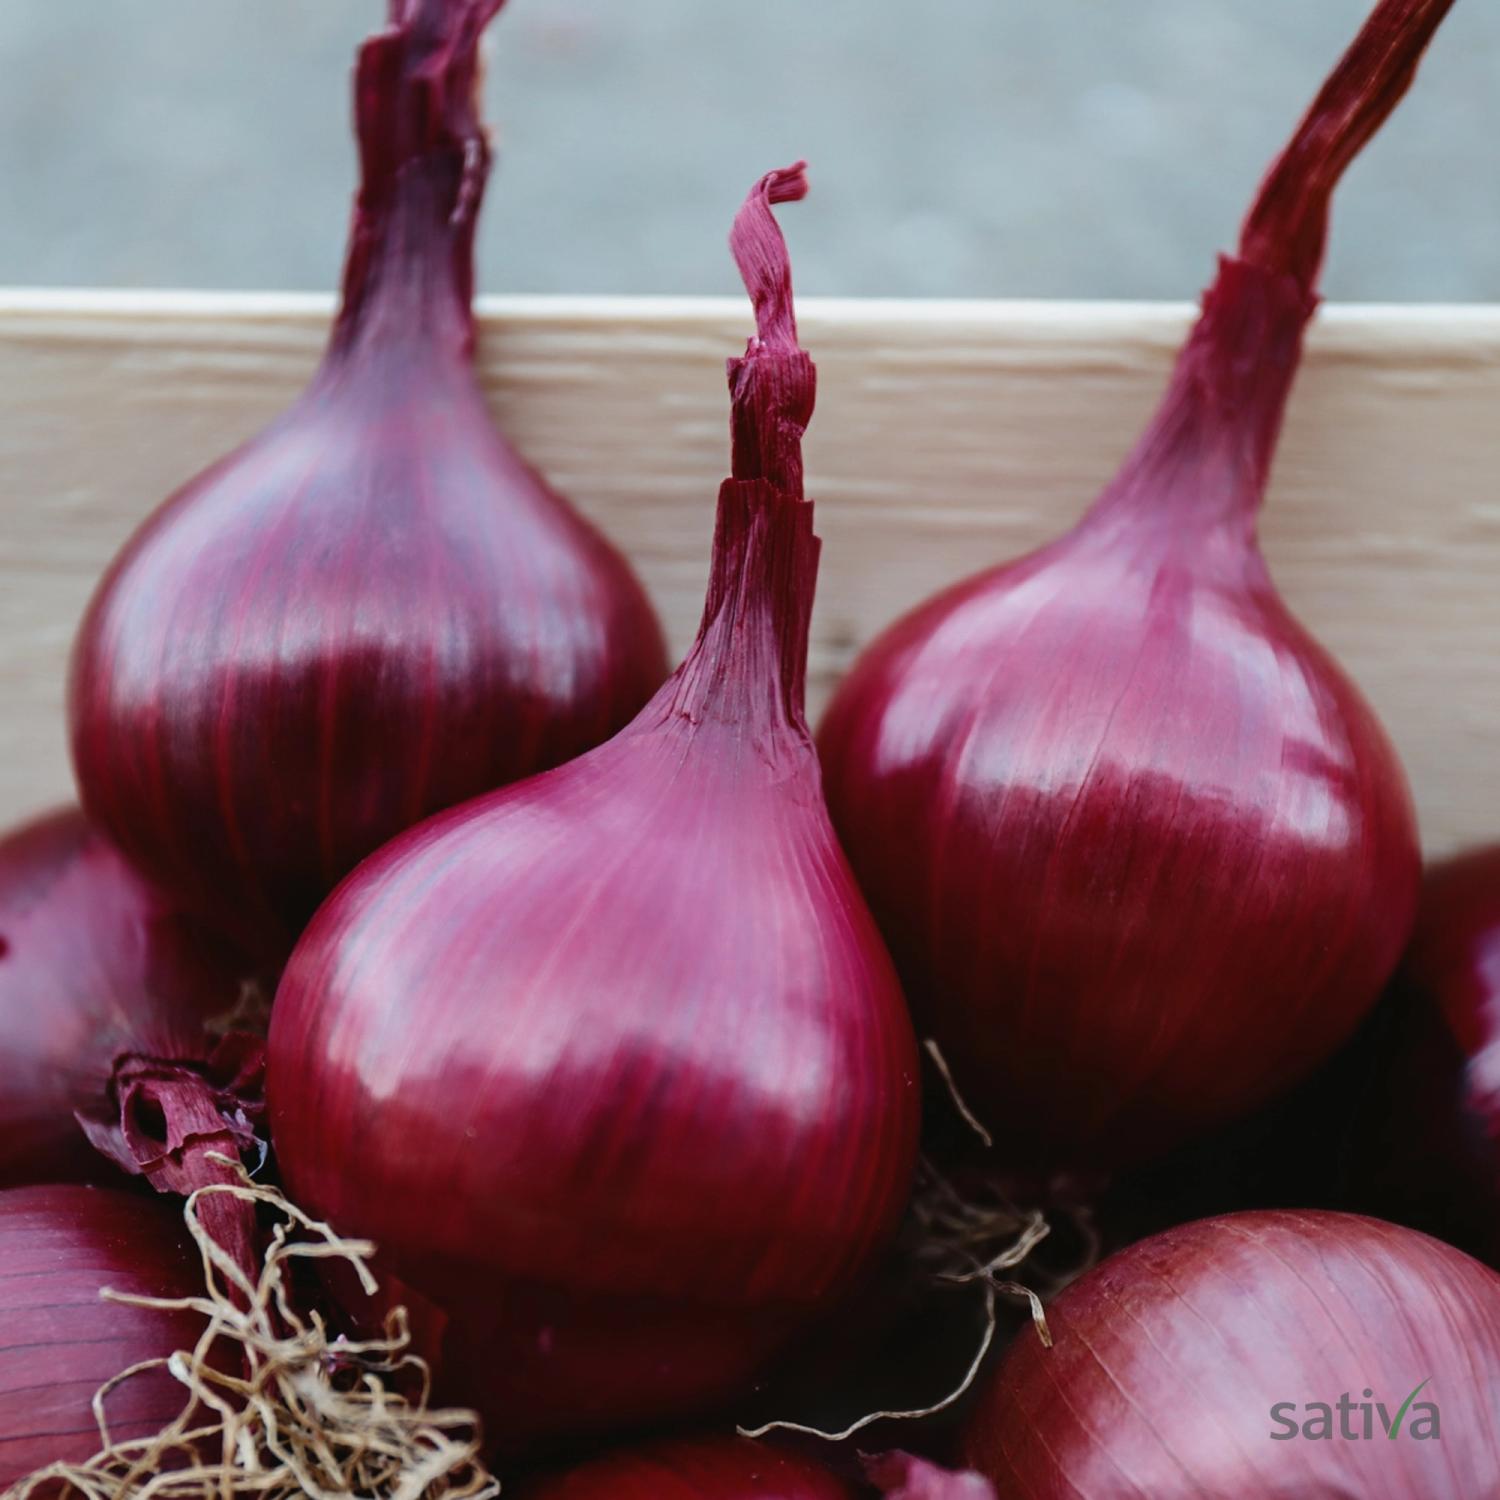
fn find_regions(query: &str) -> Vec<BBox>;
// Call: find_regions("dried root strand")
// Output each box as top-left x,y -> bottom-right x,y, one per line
6,1159 -> 498,1500
908,1040 -> 1075,1354
906,1157 -> 1053,1349
921,1039 -> 992,1149
739,1160 -> 1060,1443
740,1043 -> 1102,1445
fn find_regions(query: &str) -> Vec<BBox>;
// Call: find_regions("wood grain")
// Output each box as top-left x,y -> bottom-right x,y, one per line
1,290 -> 1497,854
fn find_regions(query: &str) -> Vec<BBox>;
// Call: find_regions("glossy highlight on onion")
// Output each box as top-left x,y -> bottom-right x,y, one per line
0,807 -> 262,1271
267,163 -> 920,1450
0,1185 -> 205,1487
817,0 -> 1441,1172
69,0 -> 667,960
963,1210 -> 1500,1499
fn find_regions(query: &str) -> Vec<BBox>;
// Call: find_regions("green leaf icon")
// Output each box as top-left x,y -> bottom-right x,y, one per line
1389,1378 -> 1431,1438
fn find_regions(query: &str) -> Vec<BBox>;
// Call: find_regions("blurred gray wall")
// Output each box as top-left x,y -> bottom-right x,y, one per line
0,0 -> 1493,301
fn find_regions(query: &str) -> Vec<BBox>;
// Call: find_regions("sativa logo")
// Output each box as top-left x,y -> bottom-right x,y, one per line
1269,1380 -> 1439,1441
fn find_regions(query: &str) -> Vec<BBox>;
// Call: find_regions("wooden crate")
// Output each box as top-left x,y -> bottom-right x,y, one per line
2,290 -> 1497,855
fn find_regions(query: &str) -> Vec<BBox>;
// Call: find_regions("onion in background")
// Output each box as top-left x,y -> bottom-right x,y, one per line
816,0 -> 1442,1173
69,0 -> 667,962
0,807 -> 262,1272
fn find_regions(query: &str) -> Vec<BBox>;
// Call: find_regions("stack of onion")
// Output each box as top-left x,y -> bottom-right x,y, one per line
964,1210 -> 1500,1498
816,0 -> 1448,1172
69,0 -> 666,962
268,164 -> 920,1449
0,807 -> 262,1271
0,1185 -> 205,1487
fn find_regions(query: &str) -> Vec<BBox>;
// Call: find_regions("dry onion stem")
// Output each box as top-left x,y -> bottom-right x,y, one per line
7,1160 -> 498,1500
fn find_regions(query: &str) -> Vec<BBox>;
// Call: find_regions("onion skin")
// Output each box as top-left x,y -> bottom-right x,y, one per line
519,1439 -> 855,1499
964,1210 -> 1500,1499
68,0 -> 666,960
0,808 -> 262,1276
267,166 -> 920,1449
0,1185 -> 205,1486
817,0 -> 1440,1172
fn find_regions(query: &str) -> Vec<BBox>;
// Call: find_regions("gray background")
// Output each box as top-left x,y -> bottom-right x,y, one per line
0,0 -> 1494,301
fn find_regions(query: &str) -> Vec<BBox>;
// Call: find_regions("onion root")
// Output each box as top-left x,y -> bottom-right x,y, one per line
6,1159 -> 497,1500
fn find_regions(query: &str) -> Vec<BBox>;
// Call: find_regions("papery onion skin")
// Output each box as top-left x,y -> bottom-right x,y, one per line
964,1210 -> 1500,1499
68,0 -> 666,961
0,809 -> 262,1277
519,1438 -> 855,1499
0,1184 -> 205,1486
817,0 -> 1440,1172
267,165 -> 920,1449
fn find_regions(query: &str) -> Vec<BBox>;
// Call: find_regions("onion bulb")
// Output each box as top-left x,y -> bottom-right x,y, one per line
268,165 -> 920,1449
69,0 -> 667,961
964,1210 -> 1500,1498
0,807 -> 262,1272
0,1184 -> 205,1487
818,0 -> 1443,1172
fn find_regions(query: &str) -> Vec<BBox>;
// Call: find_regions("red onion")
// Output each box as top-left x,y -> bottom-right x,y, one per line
267,164 -> 920,1450
0,807 -> 262,1272
0,1184 -> 205,1486
520,1439 -> 856,1499
963,1210 -> 1500,1498
69,0 -> 667,961
817,0 -> 1440,1172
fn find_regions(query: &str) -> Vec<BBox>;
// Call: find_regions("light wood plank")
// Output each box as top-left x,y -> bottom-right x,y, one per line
2,291 -> 1497,855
